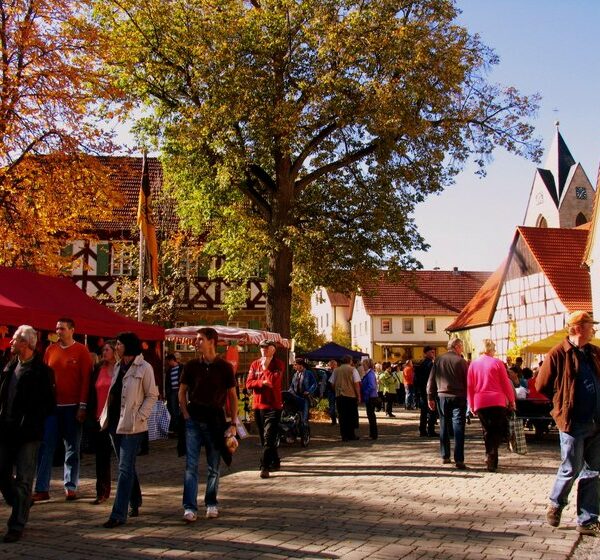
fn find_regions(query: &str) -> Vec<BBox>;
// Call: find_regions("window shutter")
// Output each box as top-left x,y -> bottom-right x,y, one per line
96,243 -> 110,276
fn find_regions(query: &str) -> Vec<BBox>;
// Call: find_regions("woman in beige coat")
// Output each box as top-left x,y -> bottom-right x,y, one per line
100,332 -> 158,528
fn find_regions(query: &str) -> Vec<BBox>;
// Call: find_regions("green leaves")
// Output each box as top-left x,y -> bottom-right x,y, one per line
92,0 -> 541,335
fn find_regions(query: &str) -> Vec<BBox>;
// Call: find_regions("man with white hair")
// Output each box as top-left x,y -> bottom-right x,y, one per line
537,311 -> 600,536
0,326 -> 55,543
427,337 -> 469,469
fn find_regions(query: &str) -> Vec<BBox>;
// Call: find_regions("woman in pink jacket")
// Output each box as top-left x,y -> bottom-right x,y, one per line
467,339 -> 516,472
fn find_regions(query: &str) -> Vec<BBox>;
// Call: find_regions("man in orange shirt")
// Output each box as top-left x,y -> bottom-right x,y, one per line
33,318 -> 92,501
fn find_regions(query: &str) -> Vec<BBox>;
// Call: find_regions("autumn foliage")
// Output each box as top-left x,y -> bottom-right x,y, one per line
0,0 -> 122,273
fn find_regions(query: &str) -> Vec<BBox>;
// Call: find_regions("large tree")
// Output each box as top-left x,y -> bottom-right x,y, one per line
0,0 -> 121,272
92,0 -> 541,337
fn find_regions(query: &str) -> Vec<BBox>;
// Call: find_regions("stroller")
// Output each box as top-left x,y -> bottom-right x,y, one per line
276,390 -> 311,447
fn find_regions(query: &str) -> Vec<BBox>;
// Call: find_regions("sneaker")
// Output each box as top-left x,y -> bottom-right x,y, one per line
32,491 -> 50,502
546,504 -> 563,527
577,521 -> 600,536
183,509 -> 197,523
206,506 -> 219,519
65,490 -> 77,501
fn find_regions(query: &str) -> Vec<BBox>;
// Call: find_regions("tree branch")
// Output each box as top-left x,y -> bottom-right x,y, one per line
290,121 -> 337,182
238,173 -> 272,221
295,140 -> 380,191
249,164 -> 276,192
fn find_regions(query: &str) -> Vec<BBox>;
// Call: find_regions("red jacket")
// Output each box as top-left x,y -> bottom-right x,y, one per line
246,357 -> 284,410
535,338 -> 600,432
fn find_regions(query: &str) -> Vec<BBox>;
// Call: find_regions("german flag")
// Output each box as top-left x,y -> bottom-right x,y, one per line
137,153 -> 159,292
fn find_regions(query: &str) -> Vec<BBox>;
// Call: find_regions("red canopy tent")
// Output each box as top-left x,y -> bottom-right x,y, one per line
0,266 -> 164,340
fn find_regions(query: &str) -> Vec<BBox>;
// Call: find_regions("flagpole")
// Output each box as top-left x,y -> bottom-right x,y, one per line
138,227 -> 145,322
137,150 -> 148,322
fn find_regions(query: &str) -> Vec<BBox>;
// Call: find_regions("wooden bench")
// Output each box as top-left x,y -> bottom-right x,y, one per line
516,398 -> 554,438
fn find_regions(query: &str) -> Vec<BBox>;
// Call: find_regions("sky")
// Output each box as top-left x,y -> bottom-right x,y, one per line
413,0 -> 600,272
114,1 -> 600,274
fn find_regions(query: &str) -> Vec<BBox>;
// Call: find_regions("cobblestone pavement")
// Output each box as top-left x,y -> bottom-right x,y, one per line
0,408 -> 596,559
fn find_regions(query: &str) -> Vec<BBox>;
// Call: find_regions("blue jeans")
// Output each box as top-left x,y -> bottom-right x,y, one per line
0,440 -> 40,532
35,405 -> 82,492
405,385 -> 415,409
183,418 -> 221,512
549,423 -> 600,526
109,432 -> 143,523
437,396 -> 467,463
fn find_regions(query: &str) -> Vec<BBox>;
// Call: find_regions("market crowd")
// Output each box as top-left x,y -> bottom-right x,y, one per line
1,310 -> 599,543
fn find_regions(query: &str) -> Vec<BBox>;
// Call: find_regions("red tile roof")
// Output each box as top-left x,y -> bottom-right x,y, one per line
447,263 -> 506,331
359,270 -> 491,316
92,156 -> 175,232
327,290 -> 351,307
518,226 -> 591,312
448,226 -> 592,331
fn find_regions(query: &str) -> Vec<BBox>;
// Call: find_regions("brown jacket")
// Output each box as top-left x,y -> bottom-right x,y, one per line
535,338 -> 600,432
333,364 -> 359,399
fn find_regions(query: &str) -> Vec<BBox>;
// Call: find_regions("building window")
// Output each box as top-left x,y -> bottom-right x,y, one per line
424,318 -> 436,333
111,242 -> 135,276
326,313 -> 329,327
402,318 -> 413,333
381,318 -> 392,333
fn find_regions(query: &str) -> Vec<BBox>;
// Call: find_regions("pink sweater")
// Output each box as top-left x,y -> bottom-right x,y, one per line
467,354 -> 515,412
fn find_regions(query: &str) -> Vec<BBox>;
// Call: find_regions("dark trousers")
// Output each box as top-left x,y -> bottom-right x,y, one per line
254,409 -> 281,470
326,391 -> 337,422
365,400 -> 378,439
336,396 -> 358,441
167,391 -> 180,432
385,393 -> 395,415
418,388 -> 437,435
91,423 -> 112,499
0,440 -> 40,533
477,406 -> 509,469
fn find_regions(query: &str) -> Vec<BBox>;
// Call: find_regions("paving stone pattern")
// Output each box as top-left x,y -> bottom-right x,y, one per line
0,409 -> 596,559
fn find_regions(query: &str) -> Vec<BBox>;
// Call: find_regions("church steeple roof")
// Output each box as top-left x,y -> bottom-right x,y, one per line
537,123 -> 576,203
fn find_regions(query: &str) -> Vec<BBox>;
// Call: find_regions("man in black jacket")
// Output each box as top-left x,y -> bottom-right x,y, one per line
0,325 -> 55,543
415,346 -> 437,437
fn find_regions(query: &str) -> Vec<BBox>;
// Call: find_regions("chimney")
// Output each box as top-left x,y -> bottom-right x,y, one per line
452,266 -> 459,274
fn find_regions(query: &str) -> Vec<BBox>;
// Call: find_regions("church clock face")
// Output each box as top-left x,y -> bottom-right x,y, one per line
535,192 -> 544,205
576,187 -> 587,200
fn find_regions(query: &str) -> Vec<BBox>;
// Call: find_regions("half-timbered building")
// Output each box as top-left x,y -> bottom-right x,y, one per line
447,225 -> 593,362
65,156 -> 267,335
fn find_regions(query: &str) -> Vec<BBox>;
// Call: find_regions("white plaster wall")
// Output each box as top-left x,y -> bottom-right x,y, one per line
523,172 -> 560,227
351,295 -> 372,354
310,288 -> 335,339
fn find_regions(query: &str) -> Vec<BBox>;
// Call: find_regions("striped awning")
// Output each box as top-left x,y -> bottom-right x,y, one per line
165,325 -> 291,348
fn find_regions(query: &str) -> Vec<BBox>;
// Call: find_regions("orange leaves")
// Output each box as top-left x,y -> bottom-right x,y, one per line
0,0 -> 124,273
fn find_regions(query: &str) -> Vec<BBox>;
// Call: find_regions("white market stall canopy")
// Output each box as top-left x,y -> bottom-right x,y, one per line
165,325 -> 291,348
522,330 -> 600,355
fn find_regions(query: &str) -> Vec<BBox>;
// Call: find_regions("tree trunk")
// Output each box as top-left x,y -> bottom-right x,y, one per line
265,243 -> 293,339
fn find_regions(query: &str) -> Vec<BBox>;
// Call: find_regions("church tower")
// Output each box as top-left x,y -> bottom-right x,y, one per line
522,123 -> 594,228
